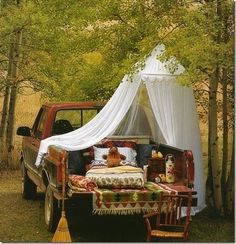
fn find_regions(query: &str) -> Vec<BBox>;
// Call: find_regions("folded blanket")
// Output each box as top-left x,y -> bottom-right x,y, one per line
69,175 -> 98,191
86,166 -> 144,189
87,165 -> 143,174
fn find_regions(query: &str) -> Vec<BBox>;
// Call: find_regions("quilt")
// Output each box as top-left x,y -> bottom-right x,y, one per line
68,175 -> 98,192
86,165 -> 145,189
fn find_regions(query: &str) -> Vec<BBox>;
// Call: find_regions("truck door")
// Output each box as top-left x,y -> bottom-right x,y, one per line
24,107 -> 48,176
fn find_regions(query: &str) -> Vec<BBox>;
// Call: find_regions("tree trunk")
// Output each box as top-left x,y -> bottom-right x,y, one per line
206,106 -> 214,209
208,70 -> 222,215
221,68 -> 228,213
6,28 -> 22,166
220,0 -> 232,215
225,131 -> 234,217
0,42 -> 14,167
0,85 -> 11,167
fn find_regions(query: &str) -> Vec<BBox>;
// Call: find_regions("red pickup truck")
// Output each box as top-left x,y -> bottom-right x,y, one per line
17,102 -> 196,232
17,102 -> 104,230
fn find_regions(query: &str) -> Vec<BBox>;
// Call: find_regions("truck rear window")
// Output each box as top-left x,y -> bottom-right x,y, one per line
52,109 -> 99,135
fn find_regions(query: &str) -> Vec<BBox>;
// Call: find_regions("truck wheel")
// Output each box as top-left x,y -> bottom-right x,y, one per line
21,163 -> 37,199
45,185 -> 60,232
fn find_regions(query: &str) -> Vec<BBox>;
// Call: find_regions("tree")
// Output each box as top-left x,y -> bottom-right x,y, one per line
155,1 -> 234,215
0,1 -> 23,166
72,0 -> 234,215
0,0 -> 120,167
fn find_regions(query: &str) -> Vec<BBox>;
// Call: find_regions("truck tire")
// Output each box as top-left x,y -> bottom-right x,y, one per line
45,185 -> 60,232
21,163 -> 37,199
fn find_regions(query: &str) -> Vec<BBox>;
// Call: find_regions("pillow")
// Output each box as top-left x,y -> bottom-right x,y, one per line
90,160 -> 107,168
120,161 -> 138,167
117,147 -> 137,162
90,143 -> 107,158
136,144 -> 155,168
104,140 -> 137,150
93,146 -> 110,161
68,150 -> 85,175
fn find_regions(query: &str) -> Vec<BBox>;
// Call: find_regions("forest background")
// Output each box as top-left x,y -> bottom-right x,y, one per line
0,0 -> 234,219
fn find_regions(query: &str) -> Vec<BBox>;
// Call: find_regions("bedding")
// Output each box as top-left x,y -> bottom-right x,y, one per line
117,147 -> 137,162
86,165 -> 144,189
104,140 -> 137,150
92,145 -> 138,166
93,146 -> 109,161
90,140 -> 137,159
90,160 -> 137,168
69,175 -> 98,191
92,182 -> 171,215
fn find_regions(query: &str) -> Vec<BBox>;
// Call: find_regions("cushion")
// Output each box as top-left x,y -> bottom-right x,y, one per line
120,161 -> 138,167
93,146 -> 110,161
89,143 -> 107,158
82,147 -> 93,165
68,150 -> 85,175
86,166 -> 144,189
136,144 -> 154,168
90,160 -> 138,169
104,140 -> 137,150
90,160 -> 107,168
117,147 -> 137,162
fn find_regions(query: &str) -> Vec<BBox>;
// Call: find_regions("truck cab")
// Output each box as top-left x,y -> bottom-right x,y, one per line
17,102 -> 104,196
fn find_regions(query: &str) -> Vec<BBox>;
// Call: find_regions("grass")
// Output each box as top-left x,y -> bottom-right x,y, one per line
0,170 -> 52,242
0,170 -> 234,243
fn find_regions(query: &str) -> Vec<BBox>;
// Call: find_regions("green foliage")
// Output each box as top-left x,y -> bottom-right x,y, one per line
0,0 -> 234,102
160,1 -> 234,86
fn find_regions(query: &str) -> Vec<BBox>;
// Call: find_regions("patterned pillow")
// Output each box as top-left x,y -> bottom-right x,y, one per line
117,147 -> 137,162
93,146 -> 110,161
90,160 -> 107,168
90,143 -> 107,159
120,161 -> 138,167
90,160 -> 137,168
104,140 -> 137,150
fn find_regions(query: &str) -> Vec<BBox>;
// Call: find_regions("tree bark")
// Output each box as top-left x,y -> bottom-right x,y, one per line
225,130 -> 234,217
221,68 -> 228,213
0,85 -> 11,166
206,105 -> 214,209
220,0 -> 233,215
208,69 -> 222,215
0,86 -> 10,139
0,42 -> 14,167
6,28 -> 22,166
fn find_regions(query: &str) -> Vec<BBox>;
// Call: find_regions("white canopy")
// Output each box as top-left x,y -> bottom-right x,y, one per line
35,44 -> 206,214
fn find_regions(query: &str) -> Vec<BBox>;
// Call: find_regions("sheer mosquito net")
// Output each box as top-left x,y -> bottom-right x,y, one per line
35,44 -> 206,215
113,83 -> 166,143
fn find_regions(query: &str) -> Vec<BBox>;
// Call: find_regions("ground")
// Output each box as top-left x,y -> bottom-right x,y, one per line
0,170 -> 234,242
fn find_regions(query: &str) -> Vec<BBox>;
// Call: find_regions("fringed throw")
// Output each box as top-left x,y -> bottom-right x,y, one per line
92,182 -> 176,215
